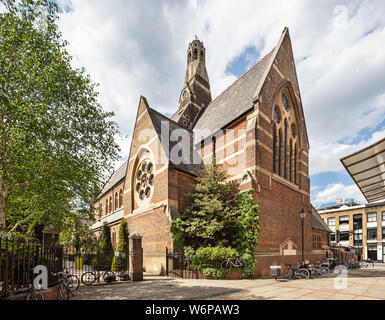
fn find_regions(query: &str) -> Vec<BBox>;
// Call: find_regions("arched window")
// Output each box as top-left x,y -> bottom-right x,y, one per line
193,49 -> 198,60
109,196 -> 112,213
294,143 -> 297,185
272,87 -> 300,185
273,123 -> 277,173
278,129 -> 282,176
105,199 -> 108,215
115,192 -> 118,210
119,189 -> 123,208
289,140 -> 293,182
283,119 -> 287,179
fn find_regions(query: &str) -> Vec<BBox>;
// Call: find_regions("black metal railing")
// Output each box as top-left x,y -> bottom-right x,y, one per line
62,246 -> 129,281
0,238 -> 63,295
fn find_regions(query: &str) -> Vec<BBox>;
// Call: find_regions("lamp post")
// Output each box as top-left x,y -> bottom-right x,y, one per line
299,208 -> 306,265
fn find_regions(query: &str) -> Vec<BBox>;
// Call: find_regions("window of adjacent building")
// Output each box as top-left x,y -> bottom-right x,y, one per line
367,228 -> 377,240
353,214 -> 362,230
330,233 -> 336,241
119,189 -> 123,208
328,217 -> 336,227
115,192 -> 118,210
367,212 -> 377,223
312,234 -> 321,248
112,231 -> 116,247
212,136 -> 216,161
339,232 -> 349,241
339,215 -> 349,225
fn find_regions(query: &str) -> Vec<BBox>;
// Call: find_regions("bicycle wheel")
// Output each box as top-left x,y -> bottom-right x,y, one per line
58,282 -> 69,300
103,270 -> 116,282
67,281 -> 77,297
68,275 -> 80,290
282,268 -> 292,279
298,269 -> 310,279
26,291 -> 44,300
221,260 -> 231,271
321,266 -> 329,274
81,272 -> 96,285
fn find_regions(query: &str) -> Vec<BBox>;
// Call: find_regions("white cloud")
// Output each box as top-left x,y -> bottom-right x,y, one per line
310,127 -> 385,175
55,0 -> 385,176
312,182 -> 366,206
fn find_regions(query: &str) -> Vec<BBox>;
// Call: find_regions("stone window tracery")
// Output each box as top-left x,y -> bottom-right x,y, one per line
135,159 -> 154,204
272,87 -> 299,184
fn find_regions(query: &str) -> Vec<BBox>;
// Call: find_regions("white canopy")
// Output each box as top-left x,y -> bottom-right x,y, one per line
340,137 -> 385,203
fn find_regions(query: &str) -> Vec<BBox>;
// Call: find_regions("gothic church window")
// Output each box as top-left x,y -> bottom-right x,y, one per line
119,189 -> 123,208
135,159 -> 154,204
272,87 -> 299,185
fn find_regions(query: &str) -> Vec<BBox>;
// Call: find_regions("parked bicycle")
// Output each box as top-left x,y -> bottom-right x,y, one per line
81,270 -> 116,285
53,271 -> 77,300
25,283 -> 45,301
282,264 -> 310,280
221,257 -> 243,271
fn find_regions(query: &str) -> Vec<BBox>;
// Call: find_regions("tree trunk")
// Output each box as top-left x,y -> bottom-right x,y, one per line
0,177 -> 7,231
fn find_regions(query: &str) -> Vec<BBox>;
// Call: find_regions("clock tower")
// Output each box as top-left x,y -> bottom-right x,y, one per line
174,37 -> 212,129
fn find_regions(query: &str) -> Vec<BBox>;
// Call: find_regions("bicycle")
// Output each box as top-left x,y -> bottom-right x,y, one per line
59,268 -> 80,291
25,283 -> 45,301
81,269 -> 116,285
282,264 -> 310,280
53,271 -> 76,300
221,257 -> 243,271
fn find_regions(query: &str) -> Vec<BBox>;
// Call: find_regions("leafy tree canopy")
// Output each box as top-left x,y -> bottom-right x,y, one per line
170,163 -> 238,249
0,0 -> 120,234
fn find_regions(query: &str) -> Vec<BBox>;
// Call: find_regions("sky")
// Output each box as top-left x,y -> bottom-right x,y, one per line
54,0 -> 385,206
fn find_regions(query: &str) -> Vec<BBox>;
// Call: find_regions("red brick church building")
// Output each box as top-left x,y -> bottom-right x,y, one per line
91,28 -> 330,276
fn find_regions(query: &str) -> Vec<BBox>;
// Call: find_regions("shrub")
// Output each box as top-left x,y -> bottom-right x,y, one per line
190,246 -> 238,271
98,223 -> 114,270
240,252 -> 255,278
111,219 -> 129,272
201,267 -> 227,280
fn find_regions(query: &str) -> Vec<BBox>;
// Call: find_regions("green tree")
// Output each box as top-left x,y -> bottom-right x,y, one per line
170,163 -> 238,249
112,219 -> 129,271
98,222 -> 114,270
0,0 -> 120,234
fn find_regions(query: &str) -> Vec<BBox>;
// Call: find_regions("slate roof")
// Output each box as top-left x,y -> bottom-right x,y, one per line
193,49 -> 275,139
147,106 -> 204,177
311,204 -> 332,233
99,160 -> 128,197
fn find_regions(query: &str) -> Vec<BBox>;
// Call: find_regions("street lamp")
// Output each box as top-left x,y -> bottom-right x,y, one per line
299,209 -> 306,265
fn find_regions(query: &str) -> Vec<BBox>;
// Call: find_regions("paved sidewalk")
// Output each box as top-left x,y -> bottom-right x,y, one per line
73,264 -> 385,300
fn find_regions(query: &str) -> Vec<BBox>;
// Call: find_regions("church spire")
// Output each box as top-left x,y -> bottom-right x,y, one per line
175,38 -> 212,129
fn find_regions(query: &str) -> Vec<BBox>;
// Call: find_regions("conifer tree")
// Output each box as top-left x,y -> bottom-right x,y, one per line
98,222 -> 114,270
112,219 -> 129,271
170,163 -> 238,249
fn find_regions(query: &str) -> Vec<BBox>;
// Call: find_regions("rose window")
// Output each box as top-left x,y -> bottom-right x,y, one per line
135,160 -> 154,202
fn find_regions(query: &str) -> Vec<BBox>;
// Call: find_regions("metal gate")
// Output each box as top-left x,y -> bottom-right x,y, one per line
165,247 -> 186,278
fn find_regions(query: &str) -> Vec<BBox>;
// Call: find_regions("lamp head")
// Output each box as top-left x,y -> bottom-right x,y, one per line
299,209 -> 306,219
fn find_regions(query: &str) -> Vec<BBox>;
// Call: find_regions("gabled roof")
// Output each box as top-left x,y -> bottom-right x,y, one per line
311,204 -> 332,233
147,106 -> 204,177
99,160 -> 128,197
193,49 -> 275,140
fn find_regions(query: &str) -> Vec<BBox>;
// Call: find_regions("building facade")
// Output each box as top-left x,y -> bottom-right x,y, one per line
318,201 -> 385,262
91,28 -> 329,276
